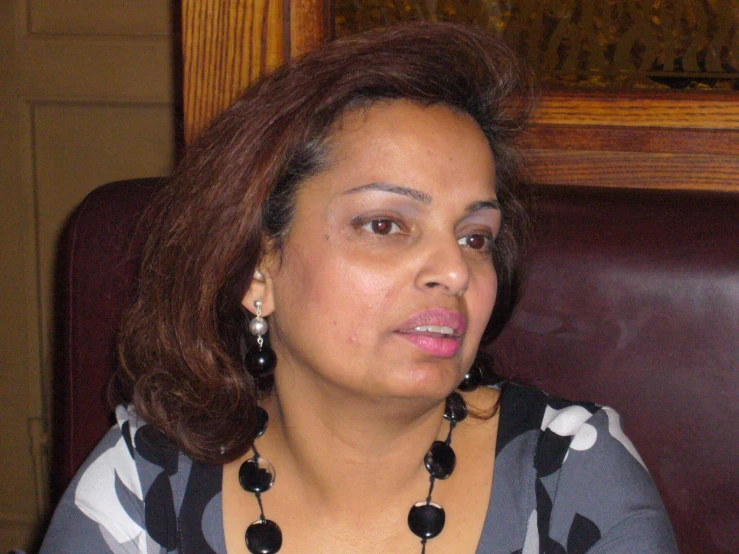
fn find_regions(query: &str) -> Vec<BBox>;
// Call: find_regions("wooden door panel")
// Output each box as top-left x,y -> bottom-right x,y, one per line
0,2 -> 176,550
29,0 -> 172,35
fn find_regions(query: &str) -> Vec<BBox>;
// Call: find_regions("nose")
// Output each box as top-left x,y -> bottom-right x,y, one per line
414,237 -> 470,297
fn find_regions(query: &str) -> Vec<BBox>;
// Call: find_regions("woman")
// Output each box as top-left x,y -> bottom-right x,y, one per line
41,23 -> 677,553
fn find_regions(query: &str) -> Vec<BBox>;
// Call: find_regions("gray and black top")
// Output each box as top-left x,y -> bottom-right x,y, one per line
41,382 -> 678,553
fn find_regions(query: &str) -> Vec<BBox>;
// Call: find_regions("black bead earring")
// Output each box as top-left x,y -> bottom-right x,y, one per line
457,362 -> 483,392
248,300 -> 277,390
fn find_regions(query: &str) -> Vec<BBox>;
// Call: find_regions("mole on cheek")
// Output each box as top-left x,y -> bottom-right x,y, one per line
325,234 -> 330,241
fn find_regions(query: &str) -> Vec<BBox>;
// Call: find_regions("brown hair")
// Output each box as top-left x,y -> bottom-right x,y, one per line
117,22 -> 536,464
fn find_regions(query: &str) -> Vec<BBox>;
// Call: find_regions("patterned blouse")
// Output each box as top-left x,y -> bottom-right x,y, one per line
40,382 -> 678,553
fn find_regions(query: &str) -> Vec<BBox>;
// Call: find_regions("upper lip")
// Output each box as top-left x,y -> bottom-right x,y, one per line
396,309 -> 467,337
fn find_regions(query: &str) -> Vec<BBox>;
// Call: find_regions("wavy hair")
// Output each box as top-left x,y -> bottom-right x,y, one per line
117,22 -> 537,464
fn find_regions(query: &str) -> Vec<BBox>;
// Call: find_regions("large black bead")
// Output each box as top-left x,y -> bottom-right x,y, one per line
444,392 -> 467,423
408,502 -> 445,539
255,406 -> 269,438
239,458 -> 275,493
424,441 -> 456,479
246,519 -> 282,554
249,345 -> 277,375
457,364 -> 482,392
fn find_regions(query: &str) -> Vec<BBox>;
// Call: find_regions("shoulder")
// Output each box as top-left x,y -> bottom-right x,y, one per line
496,382 -> 644,472
72,405 -> 181,538
42,405 -> 223,553
497,382 -> 677,553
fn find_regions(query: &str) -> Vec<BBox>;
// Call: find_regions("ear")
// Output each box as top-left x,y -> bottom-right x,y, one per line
241,266 -> 275,317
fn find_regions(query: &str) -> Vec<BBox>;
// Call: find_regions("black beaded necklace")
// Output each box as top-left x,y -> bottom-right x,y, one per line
238,366 -> 482,554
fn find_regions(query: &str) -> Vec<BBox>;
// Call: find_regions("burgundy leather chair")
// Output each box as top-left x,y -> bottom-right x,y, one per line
54,178 -> 739,553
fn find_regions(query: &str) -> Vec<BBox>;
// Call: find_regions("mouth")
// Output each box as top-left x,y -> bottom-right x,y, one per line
402,325 -> 457,338
395,310 -> 466,358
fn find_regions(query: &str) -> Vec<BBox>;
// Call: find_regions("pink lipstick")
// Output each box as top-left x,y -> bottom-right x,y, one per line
395,309 -> 466,358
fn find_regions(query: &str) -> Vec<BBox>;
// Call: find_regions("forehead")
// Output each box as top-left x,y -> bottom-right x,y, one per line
330,100 -> 489,157
309,100 -> 496,194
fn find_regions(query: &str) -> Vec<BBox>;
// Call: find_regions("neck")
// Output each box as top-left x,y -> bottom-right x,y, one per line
256,373 -> 451,509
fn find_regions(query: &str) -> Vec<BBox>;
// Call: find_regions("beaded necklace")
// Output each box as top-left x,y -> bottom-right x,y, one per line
237,367 -> 482,554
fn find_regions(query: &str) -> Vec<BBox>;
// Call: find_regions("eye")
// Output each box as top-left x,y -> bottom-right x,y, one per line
458,233 -> 492,251
362,219 -> 401,235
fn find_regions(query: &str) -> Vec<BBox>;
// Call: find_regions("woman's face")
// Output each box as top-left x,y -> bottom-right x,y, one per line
250,100 -> 500,402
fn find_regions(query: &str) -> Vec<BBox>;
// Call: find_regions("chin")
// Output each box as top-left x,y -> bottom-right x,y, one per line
381,361 -> 465,402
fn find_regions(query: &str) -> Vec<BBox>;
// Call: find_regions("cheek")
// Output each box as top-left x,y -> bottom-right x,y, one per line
277,246 -> 399,342
469,268 -> 498,335
329,263 -> 399,344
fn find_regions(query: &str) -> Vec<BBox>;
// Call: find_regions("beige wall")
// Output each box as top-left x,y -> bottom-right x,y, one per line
0,1 -> 176,550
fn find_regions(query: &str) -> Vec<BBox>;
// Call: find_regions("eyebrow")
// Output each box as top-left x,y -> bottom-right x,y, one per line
343,182 -> 500,213
466,199 -> 501,213
343,182 -> 432,204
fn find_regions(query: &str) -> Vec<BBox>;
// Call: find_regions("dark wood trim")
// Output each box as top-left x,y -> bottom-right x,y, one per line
525,125 -> 739,157
529,90 -> 739,191
527,150 -> 739,190
536,90 -> 739,130
289,0 -> 330,56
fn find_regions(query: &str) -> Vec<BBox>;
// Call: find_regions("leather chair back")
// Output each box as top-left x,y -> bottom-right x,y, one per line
494,186 -> 739,554
54,179 -> 739,553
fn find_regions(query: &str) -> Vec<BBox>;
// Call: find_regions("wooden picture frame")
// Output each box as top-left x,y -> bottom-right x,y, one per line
181,0 -> 739,191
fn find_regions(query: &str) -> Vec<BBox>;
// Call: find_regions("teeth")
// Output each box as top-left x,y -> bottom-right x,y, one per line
413,325 -> 455,335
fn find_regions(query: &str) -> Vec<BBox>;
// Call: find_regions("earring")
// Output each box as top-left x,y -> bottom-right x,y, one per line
248,300 -> 277,389
458,352 -> 503,392
457,361 -> 482,391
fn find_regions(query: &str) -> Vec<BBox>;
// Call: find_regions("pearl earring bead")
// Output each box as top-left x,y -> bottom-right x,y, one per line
249,317 -> 269,337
